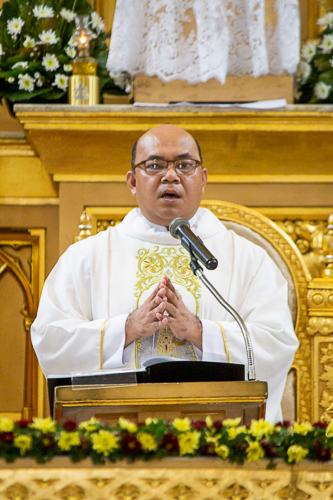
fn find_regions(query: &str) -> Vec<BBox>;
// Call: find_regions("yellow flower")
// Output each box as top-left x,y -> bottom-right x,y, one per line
0,418 -> 14,432
137,432 -> 158,452
250,419 -> 275,440
205,416 -> 213,428
145,417 -> 158,426
14,435 -> 32,456
118,417 -> 138,433
178,431 -> 200,455
57,431 -> 81,451
326,420 -> 333,438
222,417 -> 242,427
227,426 -> 247,440
172,417 -> 191,432
30,417 -> 56,433
79,417 -> 100,433
287,445 -> 308,464
91,430 -> 119,456
215,444 -> 229,459
205,432 -> 218,444
246,441 -> 265,462
293,422 -> 313,436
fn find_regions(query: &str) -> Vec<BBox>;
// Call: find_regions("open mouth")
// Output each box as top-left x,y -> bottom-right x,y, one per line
161,192 -> 180,200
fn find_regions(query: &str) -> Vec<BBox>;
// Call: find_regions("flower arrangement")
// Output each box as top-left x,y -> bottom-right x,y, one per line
0,0 -> 115,104
1,416 -> 333,466
297,12 -> 333,103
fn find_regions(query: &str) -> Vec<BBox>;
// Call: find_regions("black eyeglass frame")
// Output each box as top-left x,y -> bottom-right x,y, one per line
132,158 -> 202,176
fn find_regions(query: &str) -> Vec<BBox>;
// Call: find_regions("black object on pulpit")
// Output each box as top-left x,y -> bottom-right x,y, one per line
47,360 -> 245,416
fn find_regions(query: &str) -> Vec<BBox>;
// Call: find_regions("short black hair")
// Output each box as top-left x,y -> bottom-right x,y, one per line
131,136 -> 203,170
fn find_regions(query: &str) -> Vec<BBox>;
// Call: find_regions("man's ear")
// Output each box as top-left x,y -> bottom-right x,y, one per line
201,168 -> 208,193
126,171 -> 136,196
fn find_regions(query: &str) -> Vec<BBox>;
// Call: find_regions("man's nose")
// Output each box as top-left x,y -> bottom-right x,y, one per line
161,163 -> 181,182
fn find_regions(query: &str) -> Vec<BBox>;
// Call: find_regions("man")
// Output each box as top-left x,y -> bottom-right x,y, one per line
31,125 -> 298,422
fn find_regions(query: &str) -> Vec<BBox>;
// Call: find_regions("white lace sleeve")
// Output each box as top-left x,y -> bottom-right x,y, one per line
107,0 -> 300,84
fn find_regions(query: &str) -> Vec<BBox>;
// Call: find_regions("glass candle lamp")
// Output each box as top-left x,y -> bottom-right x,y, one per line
69,16 -> 99,105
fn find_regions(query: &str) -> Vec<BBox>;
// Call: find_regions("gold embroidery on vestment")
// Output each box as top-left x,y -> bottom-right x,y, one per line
135,246 -> 201,314
134,246 -> 201,364
216,321 -> 230,363
100,319 -> 109,369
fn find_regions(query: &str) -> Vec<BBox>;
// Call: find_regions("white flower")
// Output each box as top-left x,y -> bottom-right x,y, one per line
0,44 -> 4,56
314,81 -> 331,100
318,12 -> 333,28
68,36 -> 77,47
53,73 -> 69,91
34,72 -> 43,87
296,61 -> 311,84
7,17 -> 24,36
65,46 -> 76,58
23,36 -> 36,48
8,77 -> 15,83
39,29 -> 59,45
91,12 -> 105,33
12,61 -> 29,69
320,34 -> 333,54
0,9 -> 2,17
60,8 -> 75,22
64,64 -> 72,72
301,41 -> 318,62
33,5 -> 54,18
18,73 -> 34,92
42,53 -> 60,72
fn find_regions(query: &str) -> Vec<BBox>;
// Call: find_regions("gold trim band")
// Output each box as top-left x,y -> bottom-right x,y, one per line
100,319 -> 109,369
216,322 -> 230,363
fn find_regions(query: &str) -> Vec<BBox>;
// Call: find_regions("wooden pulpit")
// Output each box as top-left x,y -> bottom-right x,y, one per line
54,380 -> 267,425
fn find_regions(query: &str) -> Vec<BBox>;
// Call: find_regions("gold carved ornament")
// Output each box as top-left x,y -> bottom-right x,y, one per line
0,230 -> 44,419
201,201 -> 312,422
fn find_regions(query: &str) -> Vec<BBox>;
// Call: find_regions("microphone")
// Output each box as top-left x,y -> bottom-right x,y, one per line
169,218 -> 218,270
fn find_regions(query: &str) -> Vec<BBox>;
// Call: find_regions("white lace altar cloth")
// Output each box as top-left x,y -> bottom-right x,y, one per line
107,0 -> 300,84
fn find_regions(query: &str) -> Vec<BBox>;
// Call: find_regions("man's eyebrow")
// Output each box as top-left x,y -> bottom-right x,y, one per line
144,153 -> 193,160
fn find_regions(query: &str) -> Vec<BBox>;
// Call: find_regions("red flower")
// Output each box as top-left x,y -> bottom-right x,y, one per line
212,421 -> 223,430
0,432 -> 14,443
191,421 -> 206,430
41,434 -> 54,449
161,433 -> 179,453
63,420 -> 77,431
15,419 -> 33,428
313,421 -> 328,429
260,439 -> 277,458
275,420 -> 291,428
121,433 -> 142,455
202,443 -> 216,456
315,444 -> 331,462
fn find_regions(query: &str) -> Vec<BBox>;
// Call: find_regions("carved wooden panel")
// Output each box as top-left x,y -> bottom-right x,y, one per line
0,229 -> 45,419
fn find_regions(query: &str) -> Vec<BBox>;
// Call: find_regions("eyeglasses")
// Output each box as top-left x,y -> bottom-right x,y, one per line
133,158 -> 202,176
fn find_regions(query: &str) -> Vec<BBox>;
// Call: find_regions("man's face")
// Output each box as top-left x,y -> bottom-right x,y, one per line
126,126 -> 207,227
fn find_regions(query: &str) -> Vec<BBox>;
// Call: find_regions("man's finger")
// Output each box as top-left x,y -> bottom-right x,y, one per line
164,301 -> 178,318
163,285 -> 179,307
163,276 -> 177,294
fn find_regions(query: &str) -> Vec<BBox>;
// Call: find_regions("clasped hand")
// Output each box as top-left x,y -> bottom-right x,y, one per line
125,275 -> 202,349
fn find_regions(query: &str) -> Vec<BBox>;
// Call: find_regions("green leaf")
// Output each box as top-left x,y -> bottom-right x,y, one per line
5,87 -> 50,101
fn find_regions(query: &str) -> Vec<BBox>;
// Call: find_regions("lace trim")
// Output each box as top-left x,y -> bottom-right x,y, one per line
107,0 -> 300,84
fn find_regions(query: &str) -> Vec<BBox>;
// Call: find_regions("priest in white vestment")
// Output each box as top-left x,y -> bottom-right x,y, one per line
31,125 -> 299,423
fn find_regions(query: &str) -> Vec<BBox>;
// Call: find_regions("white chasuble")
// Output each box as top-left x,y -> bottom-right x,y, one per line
31,208 -> 299,422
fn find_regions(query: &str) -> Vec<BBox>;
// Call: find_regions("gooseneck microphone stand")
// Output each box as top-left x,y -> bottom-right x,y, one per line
189,255 -> 256,382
